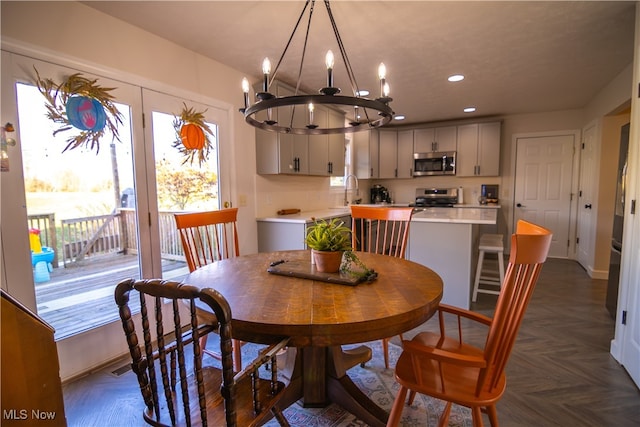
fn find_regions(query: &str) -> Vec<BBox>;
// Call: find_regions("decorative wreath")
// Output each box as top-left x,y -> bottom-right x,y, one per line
34,67 -> 124,153
172,103 -> 214,166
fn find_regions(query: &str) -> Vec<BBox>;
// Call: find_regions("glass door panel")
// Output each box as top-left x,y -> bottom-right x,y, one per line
14,71 -> 141,340
141,89 -> 229,280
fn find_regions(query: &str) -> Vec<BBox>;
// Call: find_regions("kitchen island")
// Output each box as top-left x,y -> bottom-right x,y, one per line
257,206 -> 497,309
408,207 -> 497,309
256,209 -> 351,252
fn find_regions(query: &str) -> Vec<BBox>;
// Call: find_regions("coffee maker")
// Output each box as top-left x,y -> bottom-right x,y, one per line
480,184 -> 499,204
370,184 -> 391,204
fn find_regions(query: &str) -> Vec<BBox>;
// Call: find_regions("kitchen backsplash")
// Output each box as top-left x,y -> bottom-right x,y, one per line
255,174 -> 503,217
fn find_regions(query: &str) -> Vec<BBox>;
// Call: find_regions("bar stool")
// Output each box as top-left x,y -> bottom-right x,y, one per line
472,233 -> 505,302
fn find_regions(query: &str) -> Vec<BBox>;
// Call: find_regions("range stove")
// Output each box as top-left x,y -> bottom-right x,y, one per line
410,187 -> 459,208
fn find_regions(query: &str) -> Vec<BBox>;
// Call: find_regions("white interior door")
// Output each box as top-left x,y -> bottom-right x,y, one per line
514,132 -> 577,258
576,122 -> 598,271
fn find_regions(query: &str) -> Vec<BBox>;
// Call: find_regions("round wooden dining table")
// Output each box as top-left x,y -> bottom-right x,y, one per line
184,250 -> 443,427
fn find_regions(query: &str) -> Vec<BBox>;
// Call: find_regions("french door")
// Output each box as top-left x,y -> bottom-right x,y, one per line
1,51 -> 231,379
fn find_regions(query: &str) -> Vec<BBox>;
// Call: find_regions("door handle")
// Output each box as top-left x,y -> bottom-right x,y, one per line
516,203 -> 526,208
585,204 -> 592,209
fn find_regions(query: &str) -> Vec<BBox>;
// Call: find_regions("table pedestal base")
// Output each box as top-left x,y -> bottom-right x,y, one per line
277,345 -> 387,427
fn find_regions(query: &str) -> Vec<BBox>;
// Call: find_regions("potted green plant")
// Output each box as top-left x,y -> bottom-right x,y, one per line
305,217 -> 352,273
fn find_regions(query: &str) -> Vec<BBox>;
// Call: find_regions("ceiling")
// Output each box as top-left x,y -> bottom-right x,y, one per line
83,1 -> 636,126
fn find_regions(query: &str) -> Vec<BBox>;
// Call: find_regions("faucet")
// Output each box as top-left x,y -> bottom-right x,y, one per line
344,174 -> 359,206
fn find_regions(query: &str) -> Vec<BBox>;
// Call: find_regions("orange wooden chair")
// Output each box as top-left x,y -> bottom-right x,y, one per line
386,220 -> 552,427
115,278 -> 289,427
350,205 -> 414,369
174,208 -> 243,371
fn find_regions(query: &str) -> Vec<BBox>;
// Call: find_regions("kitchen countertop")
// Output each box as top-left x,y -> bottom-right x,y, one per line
256,208 -> 351,224
411,207 -> 497,225
257,206 -> 496,225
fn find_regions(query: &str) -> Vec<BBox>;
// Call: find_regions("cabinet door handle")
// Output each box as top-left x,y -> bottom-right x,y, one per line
585,204 -> 592,209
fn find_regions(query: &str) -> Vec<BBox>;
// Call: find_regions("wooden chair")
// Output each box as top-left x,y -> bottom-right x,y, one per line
174,208 -> 243,371
350,205 -> 414,369
386,220 -> 552,427
115,278 -> 290,427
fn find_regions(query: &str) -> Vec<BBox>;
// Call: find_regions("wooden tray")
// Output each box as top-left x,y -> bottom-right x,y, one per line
267,260 -> 367,286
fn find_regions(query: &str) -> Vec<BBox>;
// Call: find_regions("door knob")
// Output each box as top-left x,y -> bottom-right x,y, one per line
516,203 -> 525,208
585,204 -> 592,209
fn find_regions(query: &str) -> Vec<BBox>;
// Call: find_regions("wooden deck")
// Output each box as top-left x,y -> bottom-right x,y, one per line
34,254 -> 189,340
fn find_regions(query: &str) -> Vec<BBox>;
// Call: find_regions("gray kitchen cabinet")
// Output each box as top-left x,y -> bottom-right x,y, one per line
354,129 -> 379,179
327,109 -> 346,176
255,82 -> 309,175
378,130 -> 398,179
456,121 -> 501,177
257,221 -> 307,252
378,129 -> 414,179
257,214 -> 351,252
397,129 -> 415,178
308,108 -> 346,176
414,126 -> 457,152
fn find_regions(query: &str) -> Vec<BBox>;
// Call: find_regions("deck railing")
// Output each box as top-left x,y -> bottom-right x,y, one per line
29,209 -> 187,267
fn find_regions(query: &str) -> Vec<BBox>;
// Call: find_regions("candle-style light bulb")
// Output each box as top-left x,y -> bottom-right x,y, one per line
242,77 -> 250,109
262,58 -> 271,92
308,103 -> 315,124
325,50 -> 335,88
378,63 -> 386,80
378,62 -> 387,98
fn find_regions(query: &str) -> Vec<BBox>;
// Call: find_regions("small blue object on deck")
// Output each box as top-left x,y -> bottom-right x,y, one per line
32,246 -> 55,283
34,261 -> 50,282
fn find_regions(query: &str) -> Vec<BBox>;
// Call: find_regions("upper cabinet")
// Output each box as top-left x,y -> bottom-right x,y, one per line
256,80 -> 345,176
414,126 -> 457,152
456,121 -> 501,177
378,130 -> 398,179
354,129 -> 379,179
309,108 -> 346,176
378,129 -> 414,179
397,129 -> 415,178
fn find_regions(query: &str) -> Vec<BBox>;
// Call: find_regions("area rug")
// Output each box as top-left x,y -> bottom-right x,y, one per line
239,340 -> 473,427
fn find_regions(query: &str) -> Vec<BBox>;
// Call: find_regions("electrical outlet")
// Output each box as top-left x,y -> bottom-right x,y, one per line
239,194 -> 247,207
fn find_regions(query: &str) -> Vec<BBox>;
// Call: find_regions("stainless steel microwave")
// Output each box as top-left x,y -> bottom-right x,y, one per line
413,151 -> 456,176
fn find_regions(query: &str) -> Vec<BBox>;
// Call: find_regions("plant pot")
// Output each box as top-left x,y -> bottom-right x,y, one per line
312,249 -> 344,273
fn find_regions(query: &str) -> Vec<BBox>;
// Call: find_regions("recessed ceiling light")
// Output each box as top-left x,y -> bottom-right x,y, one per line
394,115 -> 405,121
448,74 -> 464,82
463,107 -> 476,113
357,89 -> 370,97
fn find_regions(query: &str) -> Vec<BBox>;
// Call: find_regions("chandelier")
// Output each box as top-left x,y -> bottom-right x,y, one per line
240,0 -> 394,135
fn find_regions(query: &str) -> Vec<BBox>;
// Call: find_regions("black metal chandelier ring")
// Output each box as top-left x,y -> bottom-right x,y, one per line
243,94 -> 394,135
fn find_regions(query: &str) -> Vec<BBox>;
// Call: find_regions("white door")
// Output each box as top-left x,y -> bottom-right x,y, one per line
576,122 -> 598,271
514,132 -> 578,258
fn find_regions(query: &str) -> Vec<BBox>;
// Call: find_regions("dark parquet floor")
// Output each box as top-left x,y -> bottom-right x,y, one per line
62,258 -> 639,426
